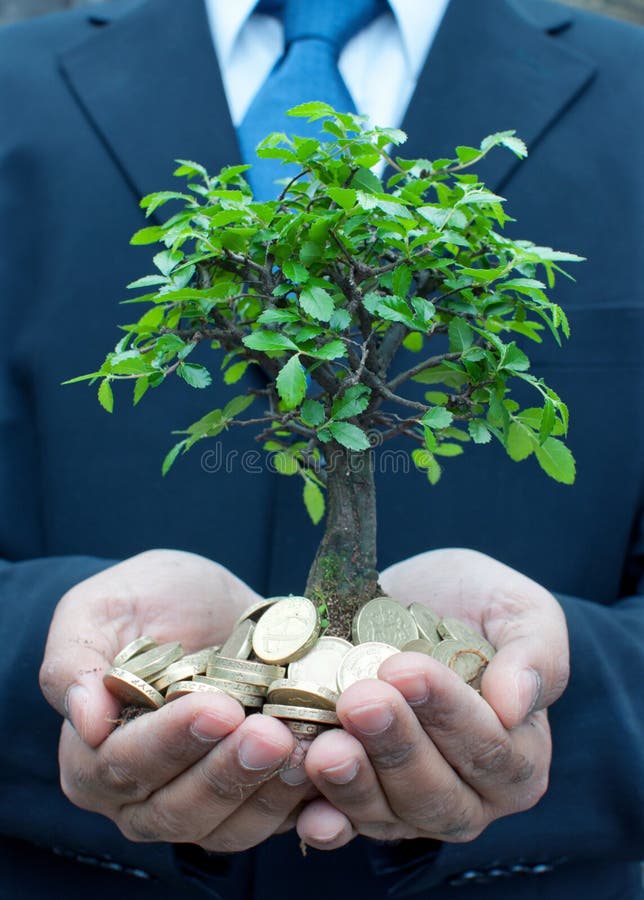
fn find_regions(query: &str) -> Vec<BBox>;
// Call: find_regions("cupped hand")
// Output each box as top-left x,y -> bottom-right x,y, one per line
40,549 -> 317,851
297,548 -> 569,849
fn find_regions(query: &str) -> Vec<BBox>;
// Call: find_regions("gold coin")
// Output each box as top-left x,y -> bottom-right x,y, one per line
262,704 -> 340,725
206,655 -> 285,680
437,618 -> 496,659
408,603 -> 442,644
151,659 -> 202,693
252,596 -> 320,665
181,648 -> 213,671
287,636 -> 353,690
121,642 -> 183,681
208,665 -> 273,688
266,679 -> 338,710
165,680 -> 229,701
432,640 -> 489,683
112,636 -> 157,668
400,638 -> 436,655
284,720 -> 327,738
219,620 -> 255,660
232,597 -> 281,629
194,675 -> 266,698
352,597 -> 418,648
103,667 -> 165,709
337,641 -> 399,692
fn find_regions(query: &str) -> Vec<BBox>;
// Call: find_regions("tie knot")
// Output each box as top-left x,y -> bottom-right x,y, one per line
260,0 -> 387,52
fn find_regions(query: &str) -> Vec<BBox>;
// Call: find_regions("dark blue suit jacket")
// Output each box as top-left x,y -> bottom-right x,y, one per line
0,0 -> 643,897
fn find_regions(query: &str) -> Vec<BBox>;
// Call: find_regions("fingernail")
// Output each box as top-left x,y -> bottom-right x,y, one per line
279,764 -> 309,786
391,672 -> 429,705
64,684 -> 88,735
238,734 -> 288,771
346,703 -> 393,735
517,669 -> 541,717
321,759 -> 359,785
190,713 -> 229,743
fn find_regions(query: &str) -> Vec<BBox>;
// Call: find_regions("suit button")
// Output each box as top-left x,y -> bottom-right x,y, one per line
531,863 -> 554,875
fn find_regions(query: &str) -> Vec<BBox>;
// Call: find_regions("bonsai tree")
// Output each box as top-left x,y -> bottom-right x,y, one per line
73,103 -> 579,639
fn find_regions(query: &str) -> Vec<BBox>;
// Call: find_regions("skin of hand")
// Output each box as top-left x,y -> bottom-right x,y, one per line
40,550 -> 317,852
297,548 -> 570,850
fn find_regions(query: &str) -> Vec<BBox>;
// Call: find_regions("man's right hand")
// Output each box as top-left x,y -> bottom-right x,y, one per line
39,550 -> 316,852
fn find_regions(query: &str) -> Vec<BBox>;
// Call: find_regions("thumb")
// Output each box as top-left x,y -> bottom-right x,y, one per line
482,591 -> 570,729
40,595 -> 121,748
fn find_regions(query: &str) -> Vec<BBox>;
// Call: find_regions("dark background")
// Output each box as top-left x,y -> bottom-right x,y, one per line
0,0 -> 643,26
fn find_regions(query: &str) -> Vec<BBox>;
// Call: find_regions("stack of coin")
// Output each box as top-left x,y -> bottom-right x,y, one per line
103,595 -> 496,721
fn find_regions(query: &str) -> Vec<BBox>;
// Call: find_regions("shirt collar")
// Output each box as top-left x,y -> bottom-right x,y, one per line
206,0 -> 257,68
206,0 -> 446,78
389,0 -> 450,79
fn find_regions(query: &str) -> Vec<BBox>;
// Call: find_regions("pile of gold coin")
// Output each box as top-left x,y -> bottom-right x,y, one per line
103,596 -> 496,735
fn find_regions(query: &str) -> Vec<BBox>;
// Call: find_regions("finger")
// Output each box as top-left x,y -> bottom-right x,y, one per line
117,714 -> 294,843
58,692 -> 246,811
200,741 -> 318,853
304,728 -> 407,842
296,798 -> 357,851
481,590 -> 569,728
337,679 -> 482,840
379,652 -> 551,810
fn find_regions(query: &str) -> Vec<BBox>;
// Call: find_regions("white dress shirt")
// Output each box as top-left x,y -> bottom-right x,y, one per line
204,0 -> 450,129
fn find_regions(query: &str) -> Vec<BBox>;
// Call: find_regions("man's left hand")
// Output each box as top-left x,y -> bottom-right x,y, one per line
296,548 -> 569,849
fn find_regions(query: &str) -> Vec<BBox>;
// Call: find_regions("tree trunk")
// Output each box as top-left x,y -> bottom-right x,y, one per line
305,443 -> 380,639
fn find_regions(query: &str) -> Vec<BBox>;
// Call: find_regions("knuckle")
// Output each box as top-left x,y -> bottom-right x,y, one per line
95,757 -> 141,798
201,763 -> 247,804
201,831 -> 251,854
121,798 -> 189,843
468,736 -> 513,778
59,769 -> 92,811
369,739 -> 416,772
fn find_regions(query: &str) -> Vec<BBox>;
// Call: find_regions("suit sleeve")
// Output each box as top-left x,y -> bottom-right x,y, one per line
364,508 -> 644,895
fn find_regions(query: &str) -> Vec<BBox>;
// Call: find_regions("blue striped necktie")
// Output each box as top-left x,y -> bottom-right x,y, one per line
238,0 -> 386,200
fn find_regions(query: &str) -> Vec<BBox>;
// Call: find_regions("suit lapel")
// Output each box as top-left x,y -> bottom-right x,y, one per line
58,0 -> 240,211
400,0 -> 596,190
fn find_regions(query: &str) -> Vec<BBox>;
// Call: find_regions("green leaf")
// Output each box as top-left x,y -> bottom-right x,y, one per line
153,249 -> 183,276
433,442 -> 464,457
127,274 -> 169,290
258,309 -> 300,325
535,438 -> 576,484
276,355 -> 307,409
223,394 -> 254,419
329,308 -> 351,330
308,339 -> 346,361
98,379 -> 114,413
468,420 -> 492,444
162,440 -> 185,476
273,451 -> 299,476
303,478 -> 325,525
130,226 -> 166,246
481,130 -> 528,159
507,422 -> 535,461
538,398 -> 556,444
283,260 -> 310,283
288,101 -> 335,120
327,421 -> 371,451
299,286 -> 335,322
403,332 -> 423,352
224,360 -> 249,385
331,385 -> 370,421
301,399 -> 326,427
421,407 -> 453,429
501,343 -> 531,372
448,319 -> 474,352
412,449 -> 442,485
243,332 -> 298,353
327,187 -> 357,211
177,363 -> 212,389
133,377 -> 149,406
